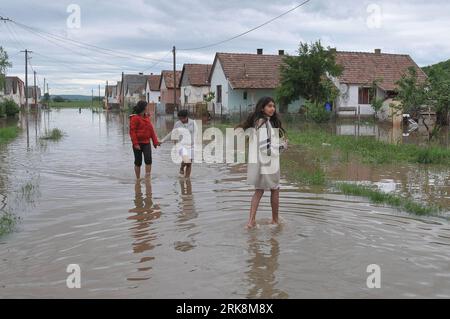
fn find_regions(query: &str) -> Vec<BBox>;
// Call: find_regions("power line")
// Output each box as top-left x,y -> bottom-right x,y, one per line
142,50 -> 173,72
178,0 -> 312,51
14,23 -> 145,72
9,18 -> 174,64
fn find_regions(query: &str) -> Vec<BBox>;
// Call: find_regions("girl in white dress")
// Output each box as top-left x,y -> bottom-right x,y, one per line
238,97 -> 286,229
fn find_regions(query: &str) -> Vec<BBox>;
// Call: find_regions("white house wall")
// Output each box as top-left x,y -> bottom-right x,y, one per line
181,85 -> 210,105
337,84 -> 375,116
149,91 -> 160,103
210,60 -> 229,114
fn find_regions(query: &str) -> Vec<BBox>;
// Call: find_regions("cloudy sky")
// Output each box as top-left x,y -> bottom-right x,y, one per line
1,0 -> 450,95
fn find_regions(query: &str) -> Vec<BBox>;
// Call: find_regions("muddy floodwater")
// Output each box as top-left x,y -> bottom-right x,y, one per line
1,109 -> 450,298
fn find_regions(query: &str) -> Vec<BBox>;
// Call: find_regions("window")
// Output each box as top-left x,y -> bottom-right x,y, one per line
216,85 -> 222,103
243,91 -> 247,100
358,87 -> 371,104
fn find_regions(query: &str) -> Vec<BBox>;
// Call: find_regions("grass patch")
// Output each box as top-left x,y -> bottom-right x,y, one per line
0,212 -> 16,237
0,126 -> 19,144
281,159 -> 327,186
335,182 -> 442,216
40,128 -> 64,141
50,100 -> 95,109
286,129 -> 450,165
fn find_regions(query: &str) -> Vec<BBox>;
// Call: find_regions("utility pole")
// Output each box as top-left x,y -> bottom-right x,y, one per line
173,45 -> 177,114
47,83 -> 50,108
43,77 -> 46,108
121,72 -> 124,110
106,80 -> 108,110
21,49 -> 32,148
98,84 -> 101,109
34,70 -> 37,139
33,70 -> 37,107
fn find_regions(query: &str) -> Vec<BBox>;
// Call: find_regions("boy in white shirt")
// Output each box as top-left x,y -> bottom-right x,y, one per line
161,110 -> 198,178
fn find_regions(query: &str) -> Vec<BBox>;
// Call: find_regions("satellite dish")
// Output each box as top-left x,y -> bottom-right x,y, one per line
339,83 -> 350,102
339,83 -> 349,94
184,87 -> 191,96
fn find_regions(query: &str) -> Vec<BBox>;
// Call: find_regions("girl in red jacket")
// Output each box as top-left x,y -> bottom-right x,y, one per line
129,100 -> 160,180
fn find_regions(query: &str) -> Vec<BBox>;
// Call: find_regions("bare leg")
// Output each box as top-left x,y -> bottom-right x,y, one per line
270,189 -> 280,225
145,164 -> 152,178
134,166 -> 141,180
246,189 -> 264,229
185,163 -> 192,178
179,162 -> 185,176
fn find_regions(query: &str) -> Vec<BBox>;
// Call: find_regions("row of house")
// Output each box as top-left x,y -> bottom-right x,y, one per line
104,48 -> 427,118
0,76 -> 42,107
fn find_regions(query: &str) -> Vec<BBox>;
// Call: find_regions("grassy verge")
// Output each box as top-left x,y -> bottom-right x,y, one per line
335,183 -> 442,216
281,158 -> 327,186
50,100 -> 95,108
40,128 -> 64,141
286,128 -> 450,165
0,212 -> 16,236
0,126 -> 19,144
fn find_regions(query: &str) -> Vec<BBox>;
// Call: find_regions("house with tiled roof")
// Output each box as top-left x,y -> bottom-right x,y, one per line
208,49 -> 303,116
120,73 -> 147,109
104,83 -> 118,109
332,49 -> 428,117
144,73 -> 161,104
179,64 -> 212,107
115,81 -> 122,105
1,76 -> 25,106
159,70 -> 181,114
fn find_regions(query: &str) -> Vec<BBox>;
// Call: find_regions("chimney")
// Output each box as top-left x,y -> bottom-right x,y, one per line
278,50 -> 285,56
257,48 -> 263,55
150,73 -> 153,75
139,72 -> 143,75
330,48 -> 337,54
374,49 -> 381,54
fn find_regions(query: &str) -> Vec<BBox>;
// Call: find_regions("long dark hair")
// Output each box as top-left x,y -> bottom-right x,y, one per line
237,96 -> 285,137
132,100 -> 147,115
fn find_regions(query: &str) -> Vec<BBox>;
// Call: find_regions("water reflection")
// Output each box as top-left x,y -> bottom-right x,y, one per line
127,178 -> 161,281
174,178 -> 198,252
245,228 -> 289,299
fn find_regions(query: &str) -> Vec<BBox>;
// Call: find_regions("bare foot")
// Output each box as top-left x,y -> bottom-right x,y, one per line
270,220 -> 279,225
245,221 -> 257,229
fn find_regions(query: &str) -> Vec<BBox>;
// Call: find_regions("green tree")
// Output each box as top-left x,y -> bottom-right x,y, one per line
276,41 -> 343,114
0,47 -> 12,91
394,67 -> 427,119
53,96 -> 65,102
42,93 -> 50,102
427,66 -> 450,126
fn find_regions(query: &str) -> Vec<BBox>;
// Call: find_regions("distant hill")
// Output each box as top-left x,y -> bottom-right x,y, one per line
51,95 -> 92,101
422,59 -> 450,76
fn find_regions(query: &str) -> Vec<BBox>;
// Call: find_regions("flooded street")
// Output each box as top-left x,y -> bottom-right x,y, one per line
1,109 -> 450,298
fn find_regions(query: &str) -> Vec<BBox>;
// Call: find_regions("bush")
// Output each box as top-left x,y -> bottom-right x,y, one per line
304,100 -> 331,123
0,99 -> 20,117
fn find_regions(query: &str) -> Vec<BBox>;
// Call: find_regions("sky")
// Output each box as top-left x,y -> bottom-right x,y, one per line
1,0 -> 450,95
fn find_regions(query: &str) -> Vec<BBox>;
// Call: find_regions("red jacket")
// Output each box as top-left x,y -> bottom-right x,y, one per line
129,114 -> 159,147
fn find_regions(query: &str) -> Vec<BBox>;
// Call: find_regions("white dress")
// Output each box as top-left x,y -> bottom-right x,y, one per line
246,118 -> 281,190
161,118 -> 198,162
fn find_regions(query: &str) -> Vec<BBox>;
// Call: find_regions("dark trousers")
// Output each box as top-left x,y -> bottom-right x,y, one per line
133,143 -> 152,167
